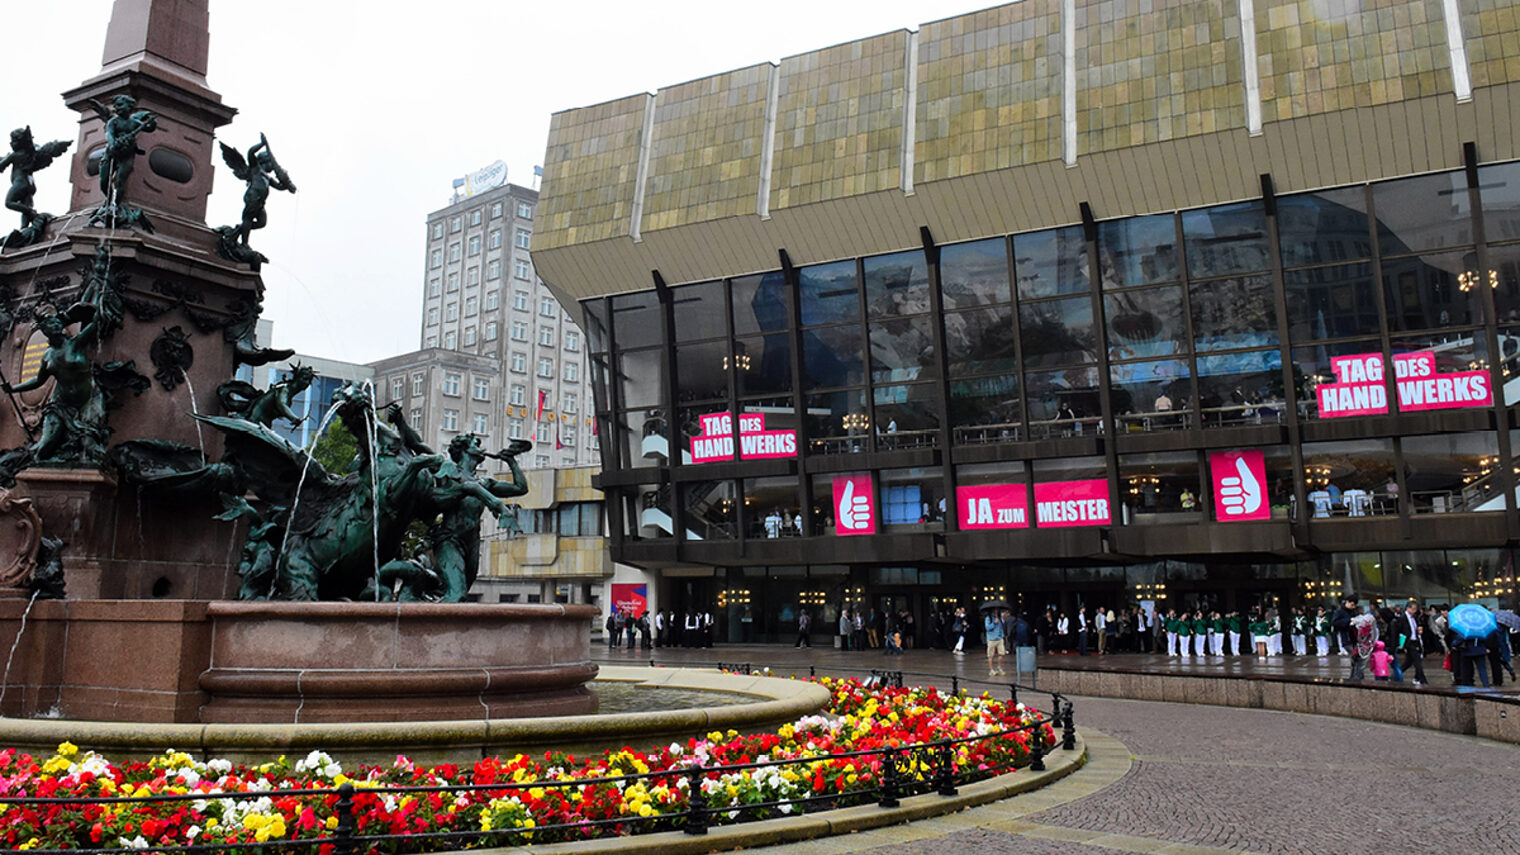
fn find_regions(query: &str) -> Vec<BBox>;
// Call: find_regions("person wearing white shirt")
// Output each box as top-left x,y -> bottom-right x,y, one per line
1308,489 -> 1333,518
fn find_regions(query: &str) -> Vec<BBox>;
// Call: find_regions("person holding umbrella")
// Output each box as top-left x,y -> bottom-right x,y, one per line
983,601 -> 1008,676
1447,603 -> 1498,687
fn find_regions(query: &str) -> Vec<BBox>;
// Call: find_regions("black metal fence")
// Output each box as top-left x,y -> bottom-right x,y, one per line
0,668 -> 1073,854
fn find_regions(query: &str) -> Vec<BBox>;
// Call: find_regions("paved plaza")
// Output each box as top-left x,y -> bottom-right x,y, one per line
594,644 -> 1520,854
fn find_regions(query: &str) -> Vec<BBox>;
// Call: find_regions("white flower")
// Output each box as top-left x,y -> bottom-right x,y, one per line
119,836 -> 150,849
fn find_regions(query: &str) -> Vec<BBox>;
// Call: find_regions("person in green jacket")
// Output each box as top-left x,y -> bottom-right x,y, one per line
1314,606 -> 1332,656
1191,612 -> 1208,657
1210,611 -> 1226,656
1164,609 -> 1179,656
1227,611 -> 1244,656
1250,613 -> 1270,656
1175,610 -> 1193,656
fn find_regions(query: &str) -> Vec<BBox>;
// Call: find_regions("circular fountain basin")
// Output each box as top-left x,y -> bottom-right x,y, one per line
0,666 -> 830,766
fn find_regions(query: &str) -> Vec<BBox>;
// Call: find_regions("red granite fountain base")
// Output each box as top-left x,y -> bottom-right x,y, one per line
0,600 -> 599,723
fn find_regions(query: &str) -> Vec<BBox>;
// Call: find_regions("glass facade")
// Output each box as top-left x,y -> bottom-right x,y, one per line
584,162 -> 1520,622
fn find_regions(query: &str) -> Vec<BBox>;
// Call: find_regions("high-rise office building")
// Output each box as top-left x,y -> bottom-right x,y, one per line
374,179 -> 598,472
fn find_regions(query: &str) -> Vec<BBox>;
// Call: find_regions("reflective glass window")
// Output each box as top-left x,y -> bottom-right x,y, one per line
731,271 -> 789,335
680,404 -> 733,462
1181,201 -> 1270,277
874,384 -> 940,448
949,374 -> 1022,442
869,316 -> 937,383
1194,350 -> 1285,427
1491,243 -> 1520,321
745,476 -> 803,539
1025,366 -> 1100,437
1033,455 -> 1106,483
880,467 -> 945,528
615,411 -> 666,471
674,341 -> 729,403
671,280 -> 727,342
617,348 -> 664,408
1277,187 -> 1372,267
733,334 -> 792,397
1110,359 -> 1191,432
799,260 -> 860,326
1372,171 -> 1472,254
1119,451 -> 1202,522
1097,213 -> 1179,288
1302,439 -> 1396,518
805,389 -> 869,452
1382,251 -> 1481,330
683,480 -> 738,540
1402,433 -> 1502,515
801,324 -> 864,388
1285,263 -> 1381,341
1013,226 -> 1088,299
1104,285 -> 1187,361
610,291 -> 662,350
1189,275 -> 1278,351
944,308 -> 1017,375
625,483 -> 672,538
1478,161 -> 1520,243
1019,296 -> 1096,368
863,250 -> 931,317
581,299 -> 610,353
939,238 -> 1011,309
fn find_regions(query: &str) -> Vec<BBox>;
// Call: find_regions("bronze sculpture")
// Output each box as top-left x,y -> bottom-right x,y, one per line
215,134 -> 295,269
216,363 -> 314,428
0,127 -> 71,248
86,95 -> 158,231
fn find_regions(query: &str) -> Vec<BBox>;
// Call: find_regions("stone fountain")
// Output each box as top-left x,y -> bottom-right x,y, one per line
0,0 -> 597,727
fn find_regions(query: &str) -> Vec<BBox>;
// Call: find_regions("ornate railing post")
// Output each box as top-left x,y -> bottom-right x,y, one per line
683,764 -> 709,835
332,782 -> 357,855
951,675 -> 959,696
877,749 -> 902,808
1028,729 -> 1047,772
1061,699 -> 1076,751
1008,683 -> 1018,705
934,740 -> 958,796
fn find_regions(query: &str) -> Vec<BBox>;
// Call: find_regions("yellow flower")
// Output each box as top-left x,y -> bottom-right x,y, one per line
325,816 -> 338,830
56,742 -> 78,757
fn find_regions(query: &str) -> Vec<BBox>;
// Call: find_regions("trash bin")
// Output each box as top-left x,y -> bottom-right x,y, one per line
1015,646 -> 1037,685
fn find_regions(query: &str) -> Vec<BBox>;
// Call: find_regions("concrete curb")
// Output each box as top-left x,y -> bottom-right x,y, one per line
468,734 -> 1088,854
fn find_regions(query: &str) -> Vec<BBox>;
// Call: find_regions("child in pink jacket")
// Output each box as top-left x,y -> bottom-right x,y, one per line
1369,640 -> 1394,681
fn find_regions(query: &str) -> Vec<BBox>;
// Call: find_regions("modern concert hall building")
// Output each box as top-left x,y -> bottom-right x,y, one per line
531,0 -> 1520,640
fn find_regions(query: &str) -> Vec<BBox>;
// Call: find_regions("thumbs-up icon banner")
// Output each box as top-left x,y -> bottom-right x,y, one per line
832,474 -> 877,535
1209,450 -> 1270,522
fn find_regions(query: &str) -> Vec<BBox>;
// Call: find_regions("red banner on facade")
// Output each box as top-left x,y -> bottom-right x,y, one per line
832,473 -> 877,535
1210,449 -> 1270,521
956,484 -> 1030,530
1032,479 -> 1110,527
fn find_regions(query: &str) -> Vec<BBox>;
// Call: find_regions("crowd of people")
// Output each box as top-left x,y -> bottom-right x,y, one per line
604,607 -> 715,650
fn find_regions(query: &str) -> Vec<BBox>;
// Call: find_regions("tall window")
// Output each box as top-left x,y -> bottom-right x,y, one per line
448,242 -> 460,262
538,327 -> 555,346
539,297 -> 556,317
562,391 -> 577,413
426,306 -> 439,325
487,260 -> 500,280
485,290 -> 500,310
510,384 -> 526,406
511,320 -> 528,340
514,259 -> 532,280
515,228 -> 531,248
562,424 -> 576,446
443,331 -> 457,349
470,210 -> 482,226
446,272 -> 459,291
472,377 -> 489,400
509,418 -> 523,438
463,326 -> 476,346
450,217 -> 461,233
472,412 -> 489,433
443,373 -> 461,396
537,357 -> 554,377
412,374 -> 424,395
513,291 -> 529,311
518,202 -> 532,218
410,408 -> 423,427
442,409 -> 459,431
485,321 -> 498,341
430,249 -> 441,268
490,202 -> 502,218
468,236 -> 481,256
510,352 -> 526,373
467,267 -> 480,286
563,362 -> 579,382
445,303 -> 458,321
428,278 -> 440,296
489,229 -> 502,250
564,330 -> 580,351
390,378 -> 404,401
465,296 -> 478,316
431,223 -> 443,239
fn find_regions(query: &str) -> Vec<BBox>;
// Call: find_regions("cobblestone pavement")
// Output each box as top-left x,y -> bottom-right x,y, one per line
630,646 -> 1520,854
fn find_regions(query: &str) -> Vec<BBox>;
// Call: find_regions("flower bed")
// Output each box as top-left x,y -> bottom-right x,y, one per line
0,678 -> 1054,852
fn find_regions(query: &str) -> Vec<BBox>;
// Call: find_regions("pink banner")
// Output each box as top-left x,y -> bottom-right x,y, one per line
611,583 -> 648,617
1032,479 -> 1110,528
1210,449 -> 1269,521
690,412 -> 797,463
957,484 -> 1029,530
832,473 -> 877,536
1317,351 -> 1492,418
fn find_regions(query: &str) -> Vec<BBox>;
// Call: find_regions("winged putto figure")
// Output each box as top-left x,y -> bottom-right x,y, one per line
0,126 -> 71,248
85,95 -> 158,232
214,133 -> 295,269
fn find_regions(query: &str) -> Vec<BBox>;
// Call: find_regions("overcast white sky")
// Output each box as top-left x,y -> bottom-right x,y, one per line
0,1 -> 975,363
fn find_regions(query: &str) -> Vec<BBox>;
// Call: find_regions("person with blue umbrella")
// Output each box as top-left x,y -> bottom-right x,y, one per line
1447,604 -> 1498,688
